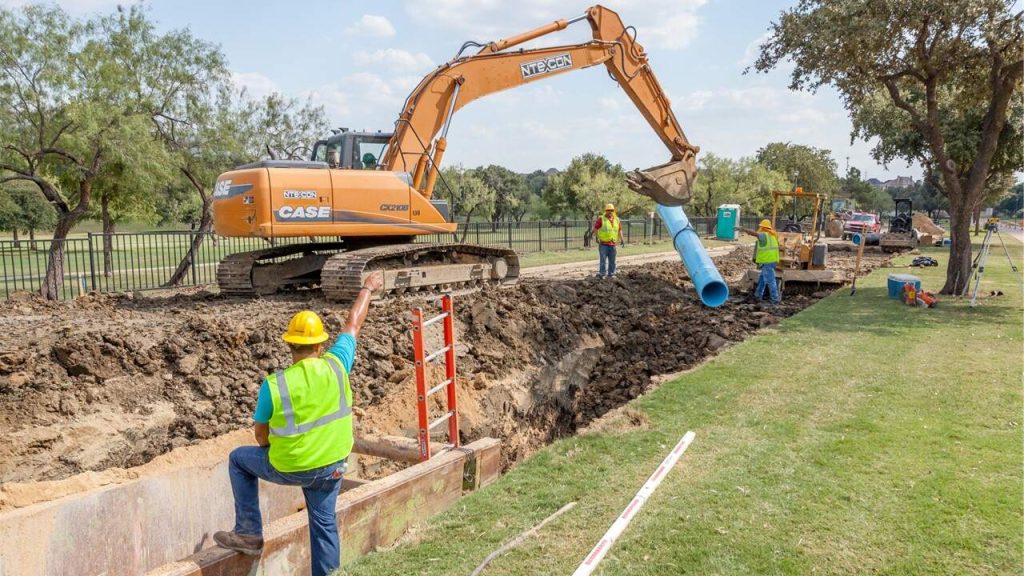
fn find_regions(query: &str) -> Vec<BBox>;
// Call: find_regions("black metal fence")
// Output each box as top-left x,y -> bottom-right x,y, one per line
0,216 -> 763,301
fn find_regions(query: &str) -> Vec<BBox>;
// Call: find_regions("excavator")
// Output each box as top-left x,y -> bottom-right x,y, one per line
212,5 -> 699,300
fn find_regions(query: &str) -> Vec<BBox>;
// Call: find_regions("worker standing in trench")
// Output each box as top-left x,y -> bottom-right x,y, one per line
738,219 -> 782,305
594,203 -> 625,278
214,271 -> 384,576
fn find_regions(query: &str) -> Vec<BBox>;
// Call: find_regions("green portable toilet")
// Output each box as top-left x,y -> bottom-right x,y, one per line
716,204 -> 741,240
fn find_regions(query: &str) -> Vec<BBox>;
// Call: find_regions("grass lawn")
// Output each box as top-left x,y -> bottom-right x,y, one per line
345,235 -> 1023,575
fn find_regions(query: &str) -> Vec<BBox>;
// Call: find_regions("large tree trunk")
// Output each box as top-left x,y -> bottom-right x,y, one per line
942,202 -> 974,295
11,228 -> 19,249
101,193 -> 114,277
41,214 -> 77,300
28,229 -> 36,251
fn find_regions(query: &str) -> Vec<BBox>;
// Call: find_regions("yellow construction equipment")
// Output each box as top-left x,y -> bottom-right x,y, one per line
212,5 -> 699,300
743,187 -> 845,293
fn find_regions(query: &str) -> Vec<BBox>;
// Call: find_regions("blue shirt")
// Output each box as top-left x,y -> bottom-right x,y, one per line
253,333 -> 357,423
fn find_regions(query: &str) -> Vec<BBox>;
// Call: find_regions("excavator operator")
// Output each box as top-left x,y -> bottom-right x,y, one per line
361,152 -> 377,169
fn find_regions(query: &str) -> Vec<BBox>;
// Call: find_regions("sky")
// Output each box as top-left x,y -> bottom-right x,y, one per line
9,0 -> 918,180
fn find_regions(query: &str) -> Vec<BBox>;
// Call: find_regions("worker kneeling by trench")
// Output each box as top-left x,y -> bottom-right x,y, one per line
0,248 -> 889,574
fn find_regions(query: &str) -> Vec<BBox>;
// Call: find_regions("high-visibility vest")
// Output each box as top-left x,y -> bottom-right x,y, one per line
266,353 -> 353,472
755,232 -> 780,264
597,215 -> 620,243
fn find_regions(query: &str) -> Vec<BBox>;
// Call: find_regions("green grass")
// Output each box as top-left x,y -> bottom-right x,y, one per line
345,235 -> 1024,575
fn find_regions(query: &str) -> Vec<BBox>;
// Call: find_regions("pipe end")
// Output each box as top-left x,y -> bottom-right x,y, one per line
699,280 -> 729,308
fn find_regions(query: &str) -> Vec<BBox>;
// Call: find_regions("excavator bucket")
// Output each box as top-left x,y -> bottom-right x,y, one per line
626,157 -> 697,206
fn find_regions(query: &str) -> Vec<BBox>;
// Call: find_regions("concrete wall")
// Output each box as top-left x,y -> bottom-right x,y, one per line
147,437 -> 502,576
0,440 -> 307,576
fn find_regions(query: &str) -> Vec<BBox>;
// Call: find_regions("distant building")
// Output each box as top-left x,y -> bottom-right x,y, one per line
869,175 -> 917,189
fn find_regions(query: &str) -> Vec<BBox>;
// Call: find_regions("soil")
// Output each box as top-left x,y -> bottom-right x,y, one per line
0,245 -> 893,487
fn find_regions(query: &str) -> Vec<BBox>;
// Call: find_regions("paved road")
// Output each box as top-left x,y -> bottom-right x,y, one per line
1000,226 -> 1024,244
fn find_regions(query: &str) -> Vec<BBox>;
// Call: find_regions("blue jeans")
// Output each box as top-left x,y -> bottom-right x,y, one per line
598,243 -> 617,277
755,262 -> 781,304
228,446 -> 346,576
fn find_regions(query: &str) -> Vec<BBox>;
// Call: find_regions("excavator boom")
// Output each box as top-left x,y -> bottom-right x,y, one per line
383,5 -> 699,206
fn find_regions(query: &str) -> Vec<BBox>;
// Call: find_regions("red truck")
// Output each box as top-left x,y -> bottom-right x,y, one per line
843,212 -> 881,239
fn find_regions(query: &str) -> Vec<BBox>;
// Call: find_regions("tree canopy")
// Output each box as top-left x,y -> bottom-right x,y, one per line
755,0 -> 1023,293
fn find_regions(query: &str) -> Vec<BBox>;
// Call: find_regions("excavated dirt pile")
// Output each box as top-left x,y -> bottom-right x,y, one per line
0,246 -> 892,484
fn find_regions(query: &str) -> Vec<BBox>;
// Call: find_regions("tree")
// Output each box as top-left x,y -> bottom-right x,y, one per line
0,5 -> 219,298
755,142 -> 839,197
471,165 -> 528,229
842,167 -> 892,213
0,180 -> 55,248
689,154 -> 790,217
438,166 -> 495,241
755,0 -> 1023,294
0,186 -> 19,244
995,182 -> 1023,217
542,153 -> 652,222
160,86 -> 328,286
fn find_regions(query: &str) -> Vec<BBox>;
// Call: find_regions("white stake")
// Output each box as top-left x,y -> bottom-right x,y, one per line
572,430 -> 696,576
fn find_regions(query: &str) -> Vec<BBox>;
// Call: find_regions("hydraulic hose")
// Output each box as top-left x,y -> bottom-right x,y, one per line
655,204 -> 729,307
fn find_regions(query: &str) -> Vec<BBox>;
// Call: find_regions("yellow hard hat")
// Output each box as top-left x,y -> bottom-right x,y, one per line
282,310 -> 329,345
604,203 -> 616,211
759,219 -> 773,230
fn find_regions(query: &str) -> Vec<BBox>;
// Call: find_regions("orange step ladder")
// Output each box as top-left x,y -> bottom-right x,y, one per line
410,294 -> 459,461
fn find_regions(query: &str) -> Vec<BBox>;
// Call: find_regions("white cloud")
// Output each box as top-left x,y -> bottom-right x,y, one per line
231,72 -> 279,100
676,86 -> 815,113
353,48 -> 434,73
737,31 -> 771,68
344,14 -> 396,38
404,0 -> 706,50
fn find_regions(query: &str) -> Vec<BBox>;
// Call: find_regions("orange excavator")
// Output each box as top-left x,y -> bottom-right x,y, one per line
213,4 -> 699,300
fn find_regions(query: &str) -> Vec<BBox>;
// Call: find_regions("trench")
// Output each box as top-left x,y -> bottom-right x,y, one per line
0,245 -> 895,506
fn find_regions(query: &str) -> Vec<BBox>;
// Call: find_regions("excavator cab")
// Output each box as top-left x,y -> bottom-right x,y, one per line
311,130 -> 391,170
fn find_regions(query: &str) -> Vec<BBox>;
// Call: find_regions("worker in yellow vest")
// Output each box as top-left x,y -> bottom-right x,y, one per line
214,271 -> 384,576
593,203 -> 625,278
739,219 -> 781,304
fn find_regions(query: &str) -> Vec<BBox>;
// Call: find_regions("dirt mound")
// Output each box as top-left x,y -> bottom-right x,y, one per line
913,212 -> 945,237
0,247 -> 892,484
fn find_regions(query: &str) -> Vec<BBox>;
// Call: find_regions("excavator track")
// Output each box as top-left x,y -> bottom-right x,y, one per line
217,242 -> 348,296
321,243 -> 520,302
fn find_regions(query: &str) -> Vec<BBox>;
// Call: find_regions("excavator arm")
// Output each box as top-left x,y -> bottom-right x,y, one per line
381,5 -> 699,206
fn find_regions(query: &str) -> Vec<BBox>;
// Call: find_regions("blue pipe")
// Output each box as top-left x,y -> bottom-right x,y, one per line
656,204 -> 729,307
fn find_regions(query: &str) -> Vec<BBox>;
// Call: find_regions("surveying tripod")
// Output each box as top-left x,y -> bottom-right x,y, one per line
968,218 -> 1019,307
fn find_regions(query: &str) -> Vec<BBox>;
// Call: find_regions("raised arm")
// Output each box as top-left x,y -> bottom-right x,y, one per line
381,4 -> 698,206
342,272 -> 384,337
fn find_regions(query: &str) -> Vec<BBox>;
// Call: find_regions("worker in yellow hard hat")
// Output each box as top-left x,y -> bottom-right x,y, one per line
738,219 -> 781,305
594,203 -> 625,278
215,271 -> 384,576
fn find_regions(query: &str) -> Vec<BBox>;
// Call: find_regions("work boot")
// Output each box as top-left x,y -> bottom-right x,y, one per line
214,531 -> 264,555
